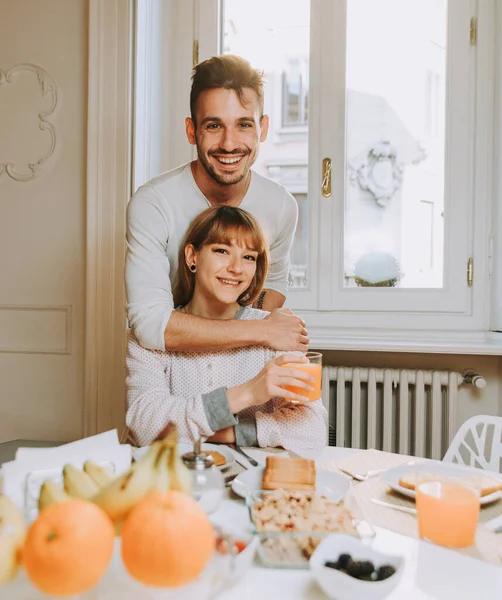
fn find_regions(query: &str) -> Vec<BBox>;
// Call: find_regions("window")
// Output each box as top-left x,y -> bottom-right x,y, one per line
138,0 -> 499,343
282,58 -> 309,127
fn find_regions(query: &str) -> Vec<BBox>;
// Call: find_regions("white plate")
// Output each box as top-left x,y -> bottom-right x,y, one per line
132,443 -> 235,471
231,466 -> 350,501
382,462 -> 502,505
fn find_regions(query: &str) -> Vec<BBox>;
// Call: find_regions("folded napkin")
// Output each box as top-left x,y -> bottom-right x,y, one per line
0,430 -> 132,520
319,447 -> 423,478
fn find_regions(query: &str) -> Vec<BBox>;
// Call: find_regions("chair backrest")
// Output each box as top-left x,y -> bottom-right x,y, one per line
443,415 -> 502,473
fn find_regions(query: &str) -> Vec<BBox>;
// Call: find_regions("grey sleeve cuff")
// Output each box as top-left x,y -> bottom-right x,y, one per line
201,387 -> 238,432
235,418 -> 258,447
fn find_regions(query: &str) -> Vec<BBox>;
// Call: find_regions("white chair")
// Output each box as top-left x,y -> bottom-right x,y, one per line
443,415 -> 502,472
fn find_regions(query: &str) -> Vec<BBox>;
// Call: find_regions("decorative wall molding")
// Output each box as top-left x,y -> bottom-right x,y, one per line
0,304 -> 71,354
85,0 -> 133,436
349,140 -> 405,208
0,63 -> 58,182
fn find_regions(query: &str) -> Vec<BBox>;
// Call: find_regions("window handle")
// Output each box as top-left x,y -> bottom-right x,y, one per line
321,157 -> 332,197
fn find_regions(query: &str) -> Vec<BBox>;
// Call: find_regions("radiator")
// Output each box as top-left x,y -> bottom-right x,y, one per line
322,367 -> 464,460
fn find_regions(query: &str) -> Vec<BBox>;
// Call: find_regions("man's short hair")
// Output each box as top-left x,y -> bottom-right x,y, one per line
190,55 -> 265,126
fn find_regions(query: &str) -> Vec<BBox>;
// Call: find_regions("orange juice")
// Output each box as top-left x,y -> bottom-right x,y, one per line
281,354 -> 322,401
416,481 -> 479,548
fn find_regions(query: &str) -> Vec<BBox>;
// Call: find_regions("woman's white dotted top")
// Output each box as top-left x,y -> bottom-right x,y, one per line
126,306 -> 327,448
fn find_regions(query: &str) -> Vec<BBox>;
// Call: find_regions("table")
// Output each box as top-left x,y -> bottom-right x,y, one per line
2,443 -> 501,599
211,446 -> 502,600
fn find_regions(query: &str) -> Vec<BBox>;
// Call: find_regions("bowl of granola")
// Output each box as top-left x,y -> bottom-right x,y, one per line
246,489 -> 366,569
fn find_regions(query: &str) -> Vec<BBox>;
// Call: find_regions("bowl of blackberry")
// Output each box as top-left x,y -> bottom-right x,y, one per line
310,533 -> 404,600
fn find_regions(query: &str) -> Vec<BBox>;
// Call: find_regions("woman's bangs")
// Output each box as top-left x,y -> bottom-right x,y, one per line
204,220 -> 265,253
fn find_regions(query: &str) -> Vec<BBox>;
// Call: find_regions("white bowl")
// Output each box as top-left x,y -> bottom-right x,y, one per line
310,534 -> 404,600
214,527 -> 258,584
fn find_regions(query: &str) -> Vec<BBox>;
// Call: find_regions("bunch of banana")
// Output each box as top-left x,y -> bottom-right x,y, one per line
0,494 -> 26,584
37,461 -> 115,512
92,423 -> 193,527
92,440 -> 168,523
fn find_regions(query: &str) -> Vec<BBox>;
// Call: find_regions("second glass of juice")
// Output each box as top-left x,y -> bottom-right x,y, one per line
281,351 -> 322,401
416,481 -> 480,548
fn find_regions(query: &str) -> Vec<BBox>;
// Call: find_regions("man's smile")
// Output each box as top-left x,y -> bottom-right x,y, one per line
211,154 -> 246,166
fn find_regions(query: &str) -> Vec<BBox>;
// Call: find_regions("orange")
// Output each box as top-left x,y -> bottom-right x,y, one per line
121,491 -> 215,587
22,499 -> 115,596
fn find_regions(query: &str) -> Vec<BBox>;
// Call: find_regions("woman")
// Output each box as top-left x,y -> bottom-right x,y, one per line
126,206 -> 326,449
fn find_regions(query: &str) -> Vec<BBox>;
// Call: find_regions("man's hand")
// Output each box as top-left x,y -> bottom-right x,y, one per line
263,308 -> 309,352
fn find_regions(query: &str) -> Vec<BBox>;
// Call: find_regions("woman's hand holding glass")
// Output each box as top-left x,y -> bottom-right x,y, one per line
227,354 -> 315,413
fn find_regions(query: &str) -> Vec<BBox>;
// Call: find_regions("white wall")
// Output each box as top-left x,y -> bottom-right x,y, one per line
0,0 -> 88,442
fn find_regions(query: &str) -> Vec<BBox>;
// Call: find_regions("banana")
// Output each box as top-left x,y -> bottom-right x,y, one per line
151,446 -> 171,493
160,424 -> 192,495
63,464 -> 100,499
166,441 -> 192,495
83,461 -> 115,488
0,534 -> 19,584
0,494 -> 26,547
0,494 -> 26,583
38,480 -> 70,512
92,440 -> 165,523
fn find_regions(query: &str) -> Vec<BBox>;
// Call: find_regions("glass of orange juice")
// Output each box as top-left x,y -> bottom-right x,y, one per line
416,481 -> 480,548
281,351 -> 322,401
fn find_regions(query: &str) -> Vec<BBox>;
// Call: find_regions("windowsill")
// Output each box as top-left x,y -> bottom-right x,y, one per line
308,328 -> 502,355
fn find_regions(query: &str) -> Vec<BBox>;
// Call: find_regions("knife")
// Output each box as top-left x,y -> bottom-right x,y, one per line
229,444 -> 259,467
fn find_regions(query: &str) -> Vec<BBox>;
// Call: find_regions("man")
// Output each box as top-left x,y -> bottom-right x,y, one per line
125,54 -> 308,353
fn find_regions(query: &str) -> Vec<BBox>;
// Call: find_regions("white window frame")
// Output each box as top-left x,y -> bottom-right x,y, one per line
492,0 -> 502,333
133,0 -> 502,353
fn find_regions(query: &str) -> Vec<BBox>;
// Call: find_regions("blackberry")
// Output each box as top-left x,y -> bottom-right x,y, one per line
337,553 -> 352,569
358,561 -> 375,577
347,560 -> 375,579
376,565 -> 396,581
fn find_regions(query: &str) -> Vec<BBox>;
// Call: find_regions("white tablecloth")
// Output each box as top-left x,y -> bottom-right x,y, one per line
2,445 -> 501,599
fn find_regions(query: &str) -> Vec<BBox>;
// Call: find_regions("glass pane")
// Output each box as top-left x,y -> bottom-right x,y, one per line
222,0 -> 310,289
344,0 -> 447,289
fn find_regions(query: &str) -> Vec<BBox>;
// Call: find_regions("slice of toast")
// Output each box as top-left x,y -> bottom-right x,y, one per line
399,471 -> 448,491
453,474 -> 502,497
262,456 -> 316,491
399,470 -> 502,497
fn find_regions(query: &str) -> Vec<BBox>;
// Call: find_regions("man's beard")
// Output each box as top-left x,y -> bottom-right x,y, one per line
196,146 -> 255,186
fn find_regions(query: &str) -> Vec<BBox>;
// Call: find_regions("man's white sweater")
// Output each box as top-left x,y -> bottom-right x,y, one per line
125,163 -> 298,350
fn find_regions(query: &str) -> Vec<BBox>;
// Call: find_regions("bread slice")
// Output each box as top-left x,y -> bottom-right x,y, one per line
399,470 -> 502,497
453,474 -> 502,497
399,471 -> 448,491
262,456 -> 316,491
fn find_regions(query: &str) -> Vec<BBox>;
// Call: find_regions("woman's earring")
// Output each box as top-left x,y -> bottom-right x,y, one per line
190,264 -> 196,273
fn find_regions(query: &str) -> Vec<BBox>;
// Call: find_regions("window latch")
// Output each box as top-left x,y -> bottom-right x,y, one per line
467,257 -> 473,287
321,158 -> 332,197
